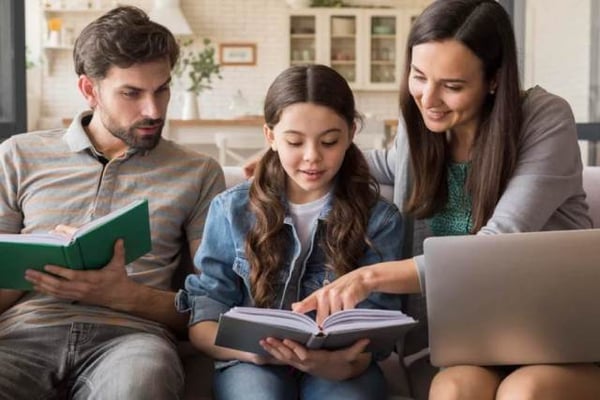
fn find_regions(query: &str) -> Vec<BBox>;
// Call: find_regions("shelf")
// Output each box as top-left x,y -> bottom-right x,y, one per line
44,45 -> 73,50
43,7 -> 110,14
331,35 -> 356,39
371,35 -> 396,40
371,60 -> 395,65
41,0 -> 114,76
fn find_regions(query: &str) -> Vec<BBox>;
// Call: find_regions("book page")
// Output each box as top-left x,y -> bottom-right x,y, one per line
322,309 -> 416,333
0,232 -> 69,245
227,307 -> 319,334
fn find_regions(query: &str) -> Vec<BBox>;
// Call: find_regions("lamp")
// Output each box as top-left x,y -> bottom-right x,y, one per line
149,0 -> 193,36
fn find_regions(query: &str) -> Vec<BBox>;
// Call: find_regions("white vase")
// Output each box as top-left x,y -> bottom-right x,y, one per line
181,92 -> 199,120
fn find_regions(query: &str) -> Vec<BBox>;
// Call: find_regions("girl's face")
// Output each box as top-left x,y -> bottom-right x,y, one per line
264,102 -> 354,204
408,39 -> 495,140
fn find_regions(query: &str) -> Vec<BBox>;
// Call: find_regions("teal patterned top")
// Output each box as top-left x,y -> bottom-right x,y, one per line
428,162 -> 473,236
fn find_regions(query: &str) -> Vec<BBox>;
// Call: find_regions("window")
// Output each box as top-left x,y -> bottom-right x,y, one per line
0,0 -> 26,140
504,0 -> 600,165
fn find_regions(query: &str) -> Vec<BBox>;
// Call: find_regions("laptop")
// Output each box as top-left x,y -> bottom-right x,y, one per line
423,228 -> 600,367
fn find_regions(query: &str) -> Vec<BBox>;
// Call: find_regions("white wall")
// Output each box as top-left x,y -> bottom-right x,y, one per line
27,0 -> 431,129
524,0 -> 591,121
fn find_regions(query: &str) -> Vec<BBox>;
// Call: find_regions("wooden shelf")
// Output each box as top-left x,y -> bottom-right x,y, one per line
168,117 -> 265,127
43,7 -> 110,14
62,116 -> 267,129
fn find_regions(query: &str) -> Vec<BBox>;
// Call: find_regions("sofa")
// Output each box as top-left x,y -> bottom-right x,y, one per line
177,165 -> 600,400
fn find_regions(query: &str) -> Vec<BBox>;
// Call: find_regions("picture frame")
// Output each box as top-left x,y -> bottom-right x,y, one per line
219,43 -> 257,66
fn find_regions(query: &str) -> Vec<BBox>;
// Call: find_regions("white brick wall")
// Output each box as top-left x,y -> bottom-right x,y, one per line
28,0 -> 431,129
524,0 -> 591,121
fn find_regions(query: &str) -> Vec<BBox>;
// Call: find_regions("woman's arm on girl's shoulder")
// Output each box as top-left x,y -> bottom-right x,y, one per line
480,87 -> 591,234
364,116 -> 409,185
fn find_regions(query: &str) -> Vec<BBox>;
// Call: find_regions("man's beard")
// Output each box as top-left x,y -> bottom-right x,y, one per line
101,114 -> 164,150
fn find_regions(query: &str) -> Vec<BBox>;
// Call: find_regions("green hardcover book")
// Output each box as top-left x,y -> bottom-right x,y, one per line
0,199 -> 152,290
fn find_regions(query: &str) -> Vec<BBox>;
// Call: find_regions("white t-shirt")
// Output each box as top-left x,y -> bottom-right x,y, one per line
288,191 -> 332,261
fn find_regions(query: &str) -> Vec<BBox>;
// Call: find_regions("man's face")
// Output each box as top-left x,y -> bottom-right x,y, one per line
91,59 -> 172,150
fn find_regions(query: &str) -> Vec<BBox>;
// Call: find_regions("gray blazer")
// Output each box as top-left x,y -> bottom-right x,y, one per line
366,86 -> 592,291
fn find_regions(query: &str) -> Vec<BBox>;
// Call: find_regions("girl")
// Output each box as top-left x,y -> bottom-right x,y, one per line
176,64 -> 404,400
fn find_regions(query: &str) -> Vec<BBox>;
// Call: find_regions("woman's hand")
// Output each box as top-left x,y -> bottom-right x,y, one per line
242,158 -> 260,178
292,260 -> 421,326
292,267 -> 373,326
260,337 -> 371,380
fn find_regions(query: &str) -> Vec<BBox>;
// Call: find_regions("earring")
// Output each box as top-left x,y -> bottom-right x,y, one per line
489,88 -> 496,95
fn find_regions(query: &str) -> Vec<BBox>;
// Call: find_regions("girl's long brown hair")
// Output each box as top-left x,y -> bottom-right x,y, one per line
246,65 -> 380,307
402,0 -> 522,232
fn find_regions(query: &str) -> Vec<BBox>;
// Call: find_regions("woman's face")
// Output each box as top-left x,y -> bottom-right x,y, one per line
264,102 -> 353,204
408,39 -> 495,139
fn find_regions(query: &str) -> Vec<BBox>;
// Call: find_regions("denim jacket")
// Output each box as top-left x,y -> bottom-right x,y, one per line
176,181 -> 405,360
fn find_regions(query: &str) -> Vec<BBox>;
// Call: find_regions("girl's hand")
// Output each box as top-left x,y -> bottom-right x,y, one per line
259,337 -> 371,380
245,352 -> 286,366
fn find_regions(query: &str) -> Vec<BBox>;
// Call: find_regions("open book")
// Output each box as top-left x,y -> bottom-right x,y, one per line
0,199 -> 152,289
215,306 -> 417,355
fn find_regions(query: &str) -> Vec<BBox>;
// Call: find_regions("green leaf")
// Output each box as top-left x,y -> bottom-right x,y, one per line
174,38 -> 222,95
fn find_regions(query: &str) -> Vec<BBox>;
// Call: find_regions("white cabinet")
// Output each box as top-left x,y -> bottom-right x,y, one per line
289,8 -> 420,91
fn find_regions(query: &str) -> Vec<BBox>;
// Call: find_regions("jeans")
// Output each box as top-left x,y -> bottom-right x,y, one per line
213,361 -> 387,400
0,322 -> 184,400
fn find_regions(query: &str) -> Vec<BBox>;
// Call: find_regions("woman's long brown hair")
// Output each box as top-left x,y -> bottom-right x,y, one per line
401,0 -> 522,232
246,65 -> 380,307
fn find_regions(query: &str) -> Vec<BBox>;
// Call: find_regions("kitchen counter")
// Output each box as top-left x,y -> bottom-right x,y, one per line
168,116 -> 265,128
61,116 -> 397,148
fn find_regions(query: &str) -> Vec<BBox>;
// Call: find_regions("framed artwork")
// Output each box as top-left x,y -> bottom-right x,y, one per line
219,43 -> 257,66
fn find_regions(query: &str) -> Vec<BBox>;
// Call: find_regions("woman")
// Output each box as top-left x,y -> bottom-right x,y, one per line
293,0 -> 600,398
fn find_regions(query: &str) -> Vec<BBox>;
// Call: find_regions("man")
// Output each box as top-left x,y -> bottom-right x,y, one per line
0,6 -> 224,399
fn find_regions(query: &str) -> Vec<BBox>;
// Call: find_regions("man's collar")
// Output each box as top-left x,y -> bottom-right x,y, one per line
63,110 -> 95,153
62,110 -> 151,158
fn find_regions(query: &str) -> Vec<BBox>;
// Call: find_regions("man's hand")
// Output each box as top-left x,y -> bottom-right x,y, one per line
24,239 -> 138,311
259,337 -> 371,380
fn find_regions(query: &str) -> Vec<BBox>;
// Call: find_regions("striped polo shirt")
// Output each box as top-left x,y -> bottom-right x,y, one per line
0,111 -> 225,336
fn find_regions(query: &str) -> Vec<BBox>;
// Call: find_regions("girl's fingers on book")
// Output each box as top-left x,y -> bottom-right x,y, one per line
260,338 -> 290,362
281,339 -> 308,361
291,294 -> 317,314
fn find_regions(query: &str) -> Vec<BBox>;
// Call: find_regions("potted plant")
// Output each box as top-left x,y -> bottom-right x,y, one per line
174,38 -> 222,120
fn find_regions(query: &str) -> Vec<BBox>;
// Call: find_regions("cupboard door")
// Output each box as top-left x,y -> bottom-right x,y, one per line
288,8 -> 422,91
367,12 -> 399,89
290,15 -> 317,65
328,13 -> 358,86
